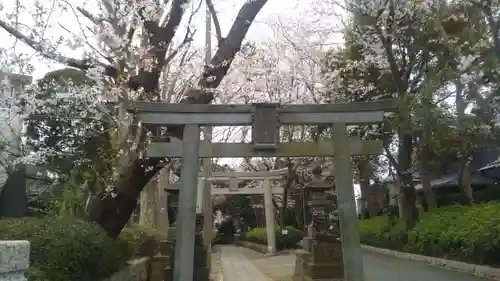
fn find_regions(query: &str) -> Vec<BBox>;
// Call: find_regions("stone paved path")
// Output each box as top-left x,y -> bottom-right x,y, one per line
220,245 -> 491,281
219,246 -> 273,281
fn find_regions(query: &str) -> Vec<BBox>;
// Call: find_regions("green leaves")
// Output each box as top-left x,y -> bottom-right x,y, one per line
246,226 -> 303,250
0,217 -> 130,281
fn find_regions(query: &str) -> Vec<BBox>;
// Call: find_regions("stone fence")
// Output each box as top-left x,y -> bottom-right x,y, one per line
0,240 -> 150,281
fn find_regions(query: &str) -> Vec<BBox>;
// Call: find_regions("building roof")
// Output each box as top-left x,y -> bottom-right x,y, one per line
478,159 -> 500,172
415,173 -> 496,190
381,173 -> 421,184
0,71 -> 32,87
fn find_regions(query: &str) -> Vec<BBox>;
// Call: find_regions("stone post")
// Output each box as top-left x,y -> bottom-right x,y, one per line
162,188 -> 209,281
293,167 -> 344,281
263,178 -> 277,254
0,240 -> 30,281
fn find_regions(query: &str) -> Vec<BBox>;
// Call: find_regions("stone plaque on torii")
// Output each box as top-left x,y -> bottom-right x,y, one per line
132,100 -> 397,281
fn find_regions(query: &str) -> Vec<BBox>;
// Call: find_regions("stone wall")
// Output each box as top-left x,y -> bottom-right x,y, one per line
0,240 -> 30,281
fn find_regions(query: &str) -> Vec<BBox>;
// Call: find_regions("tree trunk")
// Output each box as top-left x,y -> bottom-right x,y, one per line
357,159 -> 375,217
139,176 -> 159,228
399,133 -> 419,230
365,181 -> 378,217
384,150 -> 405,217
279,161 -> 293,229
418,84 -> 437,211
88,158 -> 163,238
391,91 -> 419,230
417,147 -> 437,211
294,192 -> 304,231
156,167 -> 170,233
358,191 -> 367,219
458,155 -> 474,204
456,80 -> 474,205
395,177 -> 404,216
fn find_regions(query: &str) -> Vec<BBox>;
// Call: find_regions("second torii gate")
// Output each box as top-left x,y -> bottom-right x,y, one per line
166,168 -> 288,254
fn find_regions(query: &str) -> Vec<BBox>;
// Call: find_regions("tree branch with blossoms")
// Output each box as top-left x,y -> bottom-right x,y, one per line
1,0 -> 270,238
0,18 -> 118,77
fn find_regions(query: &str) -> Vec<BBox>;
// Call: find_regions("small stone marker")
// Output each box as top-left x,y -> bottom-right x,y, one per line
0,240 -> 30,281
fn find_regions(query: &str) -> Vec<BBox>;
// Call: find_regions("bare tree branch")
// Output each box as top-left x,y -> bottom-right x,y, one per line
127,0 -> 189,94
163,0 -> 201,67
57,23 -> 113,64
0,19 -> 118,77
194,0 -> 269,95
76,7 -> 101,24
205,0 -> 223,43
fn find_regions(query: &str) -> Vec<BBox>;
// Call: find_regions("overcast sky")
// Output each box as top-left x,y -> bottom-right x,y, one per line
0,0 -> 344,79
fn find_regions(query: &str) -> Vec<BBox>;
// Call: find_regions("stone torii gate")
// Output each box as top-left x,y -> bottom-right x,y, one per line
166,168 -> 288,255
133,100 -> 397,281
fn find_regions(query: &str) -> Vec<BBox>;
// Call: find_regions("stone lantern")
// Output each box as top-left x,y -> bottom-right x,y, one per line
294,166 -> 344,281
166,188 -> 179,228
165,185 -> 204,241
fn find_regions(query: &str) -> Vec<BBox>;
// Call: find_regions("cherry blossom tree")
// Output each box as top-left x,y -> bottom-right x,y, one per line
209,16 -> 343,228
0,0 -> 269,238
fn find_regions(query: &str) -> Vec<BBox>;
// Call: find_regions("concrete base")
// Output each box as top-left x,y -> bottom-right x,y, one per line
161,227 -> 209,281
293,240 -> 344,281
167,226 -> 177,241
164,266 -> 209,281
293,250 -> 310,281
301,237 -> 313,252
150,255 -> 170,281
301,277 -> 344,281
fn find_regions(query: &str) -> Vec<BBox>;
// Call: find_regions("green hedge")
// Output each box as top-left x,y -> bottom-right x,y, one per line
0,217 -> 166,281
119,224 -> 167,258
0,217 -> 128,281
358,202 -> 500,266
213,219 -> 236,245
246,226 -> 303,250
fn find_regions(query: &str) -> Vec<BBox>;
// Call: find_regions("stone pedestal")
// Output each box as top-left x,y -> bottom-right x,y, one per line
294,240 -> 344,281
301,236 -> 313,252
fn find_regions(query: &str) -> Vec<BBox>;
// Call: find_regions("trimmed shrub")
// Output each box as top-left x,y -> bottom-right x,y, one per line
25,266 -> 50,281
119,224 -> 167,258
213,219 -> 236,245
358,214 -> 407,250
246,226 -> 303,250
358,215 -> 391,233
0,217 -> 129,281
358,202 -> 500,266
